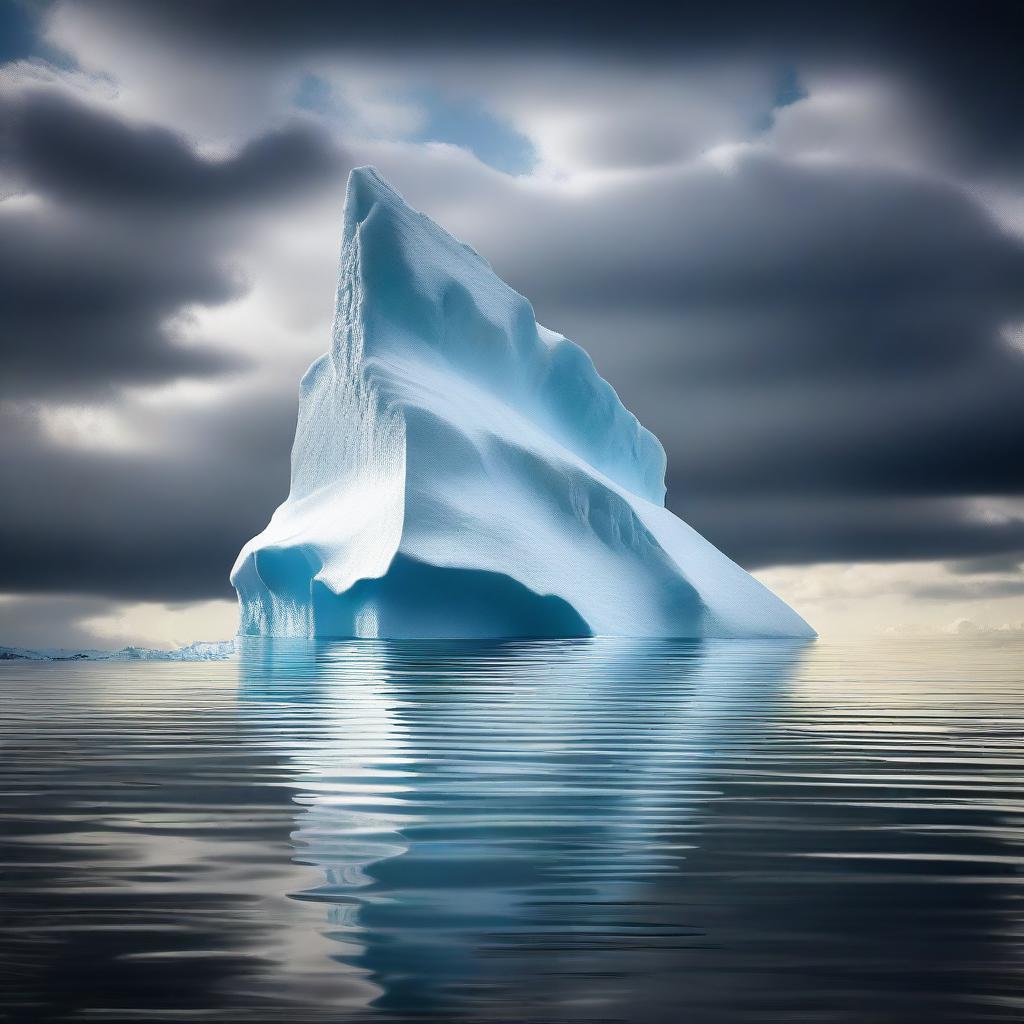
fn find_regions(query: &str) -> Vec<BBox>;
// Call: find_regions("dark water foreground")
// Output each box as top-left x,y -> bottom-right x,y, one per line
1,638 -> 1022,1023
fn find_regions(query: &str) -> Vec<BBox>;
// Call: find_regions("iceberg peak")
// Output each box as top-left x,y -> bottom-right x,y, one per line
231,169 -> 814,640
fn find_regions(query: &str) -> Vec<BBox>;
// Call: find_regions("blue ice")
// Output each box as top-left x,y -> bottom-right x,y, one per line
231,168 -> 813,639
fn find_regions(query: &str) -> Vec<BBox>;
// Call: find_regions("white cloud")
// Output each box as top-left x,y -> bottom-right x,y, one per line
756,559 -> 1024,637
0,592 -> 236,650
77,598 -> 239,649
43,3 -> 299,142
767,72 -> 938,170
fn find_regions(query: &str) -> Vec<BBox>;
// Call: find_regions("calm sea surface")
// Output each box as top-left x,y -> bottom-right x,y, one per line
1,638 -> 1022,1022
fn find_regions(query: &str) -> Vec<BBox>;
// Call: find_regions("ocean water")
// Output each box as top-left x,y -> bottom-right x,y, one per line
1,637 -> 1022,1023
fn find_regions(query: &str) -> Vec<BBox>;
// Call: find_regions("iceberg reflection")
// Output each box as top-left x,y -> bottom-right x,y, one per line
237,637 -> 809,1016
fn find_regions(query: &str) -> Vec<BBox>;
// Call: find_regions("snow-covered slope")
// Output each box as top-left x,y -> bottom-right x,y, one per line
231,168 -> 813,639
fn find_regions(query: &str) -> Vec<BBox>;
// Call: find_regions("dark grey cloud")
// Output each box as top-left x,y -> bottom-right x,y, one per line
2,2 -> 1024,618
911,577 -> 1024,602
3,384 -> 1021,602
4,135 -> 1024,600
1,88 -> 345,397
0,593 -> 124,650
948,553 -> 1023,577
53,1 -> 1019,64
47,0 -> 1024,176
2,87 -> 340,209
493,154 -> 1024,375
0,392 -> 296,601
0,201 -> 248,397
0,85 -> 340,608
566,163 -> 1022,329
463,152 -> 1024,510
676,496 -> 1024,571
395,149 -> 1024,577
653,356 -> 1024,503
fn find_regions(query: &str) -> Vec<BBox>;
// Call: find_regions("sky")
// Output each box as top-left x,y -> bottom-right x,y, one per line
2,0 -> 1024,648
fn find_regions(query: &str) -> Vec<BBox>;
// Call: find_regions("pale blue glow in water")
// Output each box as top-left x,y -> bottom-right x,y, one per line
2,638 -> 1022,1021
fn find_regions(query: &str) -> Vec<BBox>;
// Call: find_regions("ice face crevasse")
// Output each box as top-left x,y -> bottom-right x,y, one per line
231,167 -> 814,639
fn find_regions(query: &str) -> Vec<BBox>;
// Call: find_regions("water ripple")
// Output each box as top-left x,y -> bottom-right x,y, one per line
1,637 -> 1022,1022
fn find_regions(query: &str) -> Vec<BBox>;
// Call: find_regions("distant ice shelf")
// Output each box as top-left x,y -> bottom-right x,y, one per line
231,167 -> 814,640
0,641 -> 237,662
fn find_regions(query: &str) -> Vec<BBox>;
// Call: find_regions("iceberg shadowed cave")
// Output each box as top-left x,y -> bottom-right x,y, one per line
231,168 -> 813,639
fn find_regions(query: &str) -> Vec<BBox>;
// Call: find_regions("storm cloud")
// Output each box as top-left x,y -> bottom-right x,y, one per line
433,151 -> 1024,510
1,0 -> 1023,636
0,390 -> 296,601
3,87 -> 340,209
1,87 -> 344,397
47,0 -> 1024,176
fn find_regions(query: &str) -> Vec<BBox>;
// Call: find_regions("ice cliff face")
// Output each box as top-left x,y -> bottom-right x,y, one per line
231,167 -> 813,639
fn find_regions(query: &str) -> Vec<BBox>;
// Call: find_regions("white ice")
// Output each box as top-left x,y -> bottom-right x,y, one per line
231,168 -> 814,639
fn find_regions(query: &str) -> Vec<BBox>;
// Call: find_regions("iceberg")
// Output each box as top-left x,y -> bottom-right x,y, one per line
231,168 -> 813,640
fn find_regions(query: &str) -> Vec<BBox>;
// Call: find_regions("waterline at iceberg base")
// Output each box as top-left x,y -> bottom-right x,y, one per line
231,168 -> 813,640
